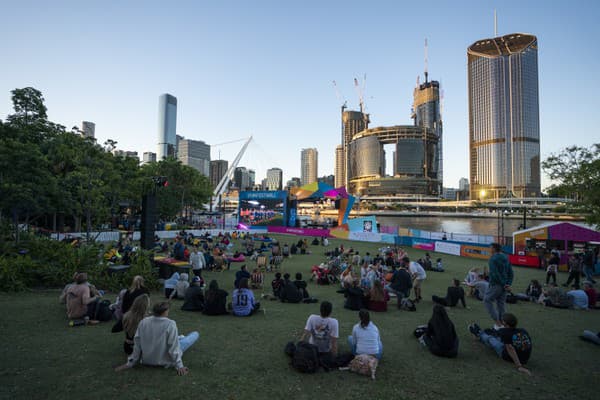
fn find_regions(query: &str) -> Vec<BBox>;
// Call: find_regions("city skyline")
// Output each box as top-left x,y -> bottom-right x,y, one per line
1,1 -> 599,190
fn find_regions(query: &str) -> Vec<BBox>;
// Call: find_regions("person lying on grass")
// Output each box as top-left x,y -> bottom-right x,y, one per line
469,313 -> 532,376
115,301 -> 198,376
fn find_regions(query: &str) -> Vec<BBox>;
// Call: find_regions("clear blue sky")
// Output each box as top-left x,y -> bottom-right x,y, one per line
1,0 -> 599,190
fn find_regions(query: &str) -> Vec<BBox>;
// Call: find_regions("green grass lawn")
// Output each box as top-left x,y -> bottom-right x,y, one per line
1,234 -> 599,400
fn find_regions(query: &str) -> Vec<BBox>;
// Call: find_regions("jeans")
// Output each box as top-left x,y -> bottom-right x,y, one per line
483,284 -> 507,322
347,335 -> 383,360
179,331 -> 199,352
385,284 -> 408,299
479,331 -> 504,357
582,330 -> 600,345
583,267 -> 596,283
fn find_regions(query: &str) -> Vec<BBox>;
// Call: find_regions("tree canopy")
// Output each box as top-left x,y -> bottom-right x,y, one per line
0,87 -> 212,239
543,144 -> 600,227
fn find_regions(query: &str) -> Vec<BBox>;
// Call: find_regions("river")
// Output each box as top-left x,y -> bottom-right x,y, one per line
375,215 -> 550,237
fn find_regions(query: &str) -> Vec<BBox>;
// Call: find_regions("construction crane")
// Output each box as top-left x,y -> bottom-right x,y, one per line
354,74 -> 367,113
211,136 -> 252,210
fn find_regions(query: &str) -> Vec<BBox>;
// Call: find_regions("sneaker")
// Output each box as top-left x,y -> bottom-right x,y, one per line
493,324 -> 503,331
469,323 -> 482,337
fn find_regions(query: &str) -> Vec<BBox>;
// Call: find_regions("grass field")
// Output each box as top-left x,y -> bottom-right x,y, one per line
1,234 -> 599,400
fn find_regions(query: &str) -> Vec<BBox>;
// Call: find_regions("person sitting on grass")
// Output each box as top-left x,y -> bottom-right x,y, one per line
232,278 -> 260,317
202,280 -> 228,316
122,275 -> 150,315
567,285 -> 589,310
469,313 -> 532,376
415,304 -> 459,358
122,294 -> 150,354
341,278 -> 365,311
366,279 -> 389,312
432,279 -> 466,308
115,301 -> 199,376
169,273 -> 189,300
583,281 -> 598,309
294,272 -> 310,300
181,277 -> 204,312
580,330 -> 600,345
465,273 -> 489,301
300,301 -> 338,356
250,268 -> 264,290
543,283 -> 573,309
348,309 -> 383,359
234,265 -> 251,289
515,279 -> 543,302
279,273 -> 303,303
66,273 -> 101,323
271,272 -> 284,299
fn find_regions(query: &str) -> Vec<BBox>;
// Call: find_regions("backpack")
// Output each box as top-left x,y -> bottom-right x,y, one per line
94,300 -> 113,322
291,341 -> 319,373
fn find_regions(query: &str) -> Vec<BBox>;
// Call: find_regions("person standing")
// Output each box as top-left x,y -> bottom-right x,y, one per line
406,257 -> 427,303
546,251 -> 559,285
484,243 -> 514,329
189,246 -> 206,279
563,253 -> 582,288
583,248 -> 597,284
115,302 -> 199,376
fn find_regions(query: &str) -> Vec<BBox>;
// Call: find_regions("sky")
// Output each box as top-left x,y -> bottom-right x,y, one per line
1,0 -> 599,190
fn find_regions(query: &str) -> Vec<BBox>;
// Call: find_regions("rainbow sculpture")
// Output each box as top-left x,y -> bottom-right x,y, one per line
290,182 -> 355,231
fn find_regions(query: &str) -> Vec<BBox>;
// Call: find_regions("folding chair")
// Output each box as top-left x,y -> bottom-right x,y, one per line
256,255 -> 268,273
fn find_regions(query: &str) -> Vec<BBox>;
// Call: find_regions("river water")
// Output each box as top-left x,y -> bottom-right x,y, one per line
375,215 -> 550,237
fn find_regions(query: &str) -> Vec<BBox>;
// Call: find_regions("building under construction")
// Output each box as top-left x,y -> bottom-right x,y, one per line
336,56 -> 443,197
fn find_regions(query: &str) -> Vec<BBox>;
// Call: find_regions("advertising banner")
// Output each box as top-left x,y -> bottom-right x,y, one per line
460,244 -> 491,260
508,254 -> 540,268
267,226 -> 330,237
348,231 -> 382,242
347,216 -> 378,233
434,241 -> 461,256
238,191 -> 287,227
412,240 -> 435,251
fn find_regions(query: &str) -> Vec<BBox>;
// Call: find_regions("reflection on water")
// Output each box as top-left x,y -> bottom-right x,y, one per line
376,215 -> 549,237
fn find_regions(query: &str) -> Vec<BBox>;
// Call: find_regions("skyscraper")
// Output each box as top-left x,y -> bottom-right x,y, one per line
341,110 -> 369,187
210,160 -> 228,188
266,168 -> 283,191
301,148 -> 318,186
234,167 -> 250,191
334,145 -> 344,188
81,121 -> 95,139
142,152 -> 157,164
467,33 -> 541,200
157,94 -> 177,160
177,138 -> 210,176
413,76 -> 442,192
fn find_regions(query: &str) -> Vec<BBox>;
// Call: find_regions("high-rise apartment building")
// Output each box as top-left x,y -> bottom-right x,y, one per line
413,77 -> 442,192
157,94 -> 177,160
210,160 -> 228,188
301,148 -> 318,186
334,145 -> 344,188
234,167 -> 251,191
467,33 -> 541,199
266,168 -> 283,191
341,110 -> 369,187
458,177 -> 469,192
81,121 -> 95,139
177,138 -> 210,176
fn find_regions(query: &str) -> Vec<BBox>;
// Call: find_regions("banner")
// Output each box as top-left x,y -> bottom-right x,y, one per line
267,226 -> 330,237
348,231 -> 382,242
434,241 -> 461,256
347,216 -> 378,233
412,240 -> 435,251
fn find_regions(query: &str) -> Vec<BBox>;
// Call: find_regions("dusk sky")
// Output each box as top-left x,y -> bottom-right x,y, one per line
1,0 -> 599,190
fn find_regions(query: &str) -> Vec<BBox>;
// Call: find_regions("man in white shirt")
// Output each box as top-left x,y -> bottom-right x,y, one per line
404,256 -> 427,302
115,302 -> 199,376
189,246 -> 205,278
300,301 -> 339,355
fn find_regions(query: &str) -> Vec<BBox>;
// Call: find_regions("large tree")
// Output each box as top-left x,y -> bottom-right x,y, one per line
542,144 -> 600,227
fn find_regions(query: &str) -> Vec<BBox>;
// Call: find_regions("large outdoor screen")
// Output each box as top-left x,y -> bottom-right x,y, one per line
238,191 -> 287,227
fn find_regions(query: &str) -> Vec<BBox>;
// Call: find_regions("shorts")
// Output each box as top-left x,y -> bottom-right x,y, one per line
413,278 -> 424,288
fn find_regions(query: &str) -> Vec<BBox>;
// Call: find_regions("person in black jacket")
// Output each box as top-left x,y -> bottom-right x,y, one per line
294,272 -> 310,299
432,279 -> 466,308
181,277 -> 204,311
341,279 -> 365,310
415,304 -> 459,358
280,273 -> 302,303
385,265 -> 412,300
202,280 -> 228,315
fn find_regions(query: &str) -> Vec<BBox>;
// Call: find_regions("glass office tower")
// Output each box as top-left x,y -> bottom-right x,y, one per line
157,94 -> 177,160
468,33 -> 540,199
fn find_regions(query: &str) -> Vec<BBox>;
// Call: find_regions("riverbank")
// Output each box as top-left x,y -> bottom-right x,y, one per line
320,209 -> 585,220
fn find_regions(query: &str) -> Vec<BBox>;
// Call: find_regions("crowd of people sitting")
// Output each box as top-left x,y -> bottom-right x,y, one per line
58,234 -> 599,379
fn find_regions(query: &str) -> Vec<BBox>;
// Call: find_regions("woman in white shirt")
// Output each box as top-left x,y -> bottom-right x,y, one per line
348,310 -> 383,359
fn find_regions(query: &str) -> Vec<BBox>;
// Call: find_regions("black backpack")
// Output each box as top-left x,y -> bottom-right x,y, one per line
291,341 -> 319,373
94,300 -> 113,322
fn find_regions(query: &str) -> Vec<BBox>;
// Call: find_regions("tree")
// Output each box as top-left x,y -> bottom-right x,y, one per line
542,144 -> 600,227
